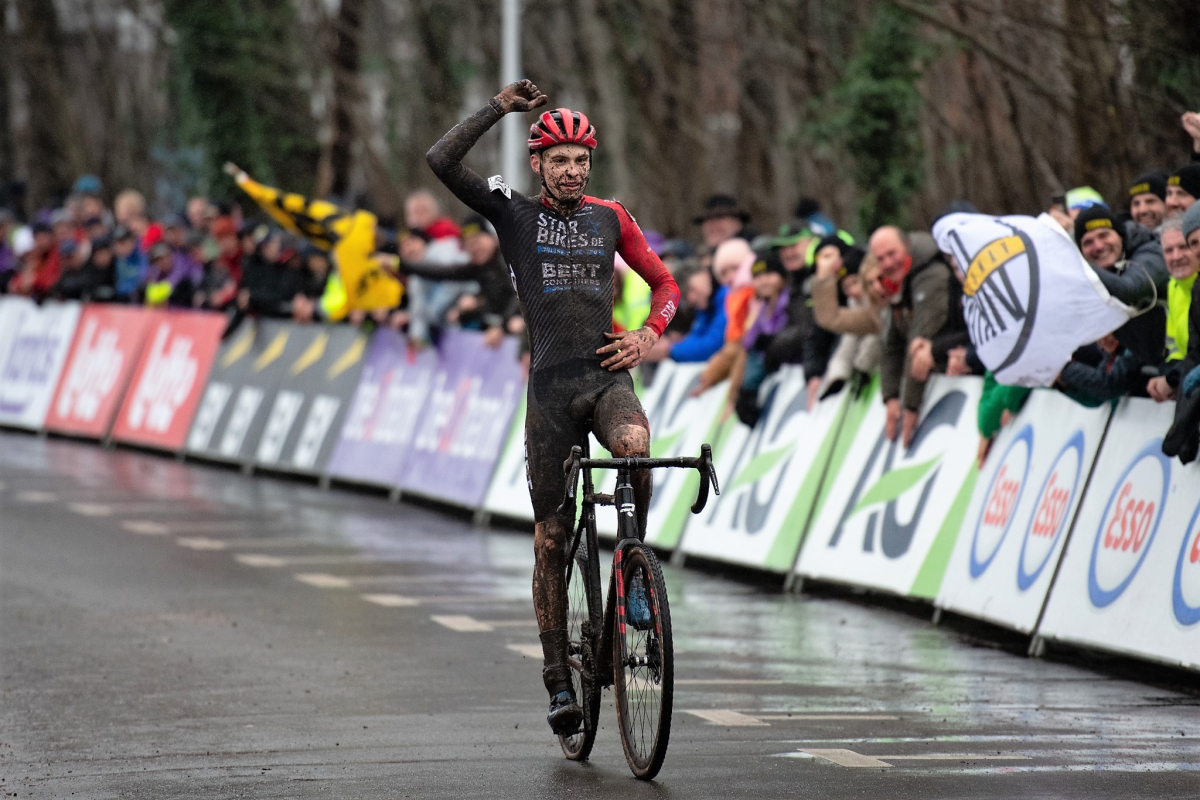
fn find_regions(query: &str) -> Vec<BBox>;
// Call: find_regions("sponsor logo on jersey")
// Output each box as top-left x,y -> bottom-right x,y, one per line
487,175 -> 511,199
1087,441 -> 1168,608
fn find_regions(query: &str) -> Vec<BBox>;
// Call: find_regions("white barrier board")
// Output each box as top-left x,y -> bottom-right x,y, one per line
1038,398 -> 1200,670
0,301 -> 82,430
936,390 -> 1111,632
680,367 -> 847,572
796,375 -> 982,598
639,362 -> 727,550
481,390 -> 535,522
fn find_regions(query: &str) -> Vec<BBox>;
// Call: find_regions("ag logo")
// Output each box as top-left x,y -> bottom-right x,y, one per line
1172,500 -> 1200,626
829,390 -> 966,558
1017,431 -> 1083,591
1087,441 -> 1169,608
970,425 -> 1031,578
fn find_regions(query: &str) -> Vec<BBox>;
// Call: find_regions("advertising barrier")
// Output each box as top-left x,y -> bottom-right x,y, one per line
325,329 -> 444,488
111,310 -> 225,451
0,297 -> 33,373
679,368 -> 849,572
935,391 -> 1111,633
636,362 -> 727,550
481,391 -> 535,521
396,330 -> 523,507
250,326 -> 368,475
1037,398 -> 1200,670
185,320 -> 304,464
45,304 -> 158,439
795,375 -> 983,598
0,301 -> 82,430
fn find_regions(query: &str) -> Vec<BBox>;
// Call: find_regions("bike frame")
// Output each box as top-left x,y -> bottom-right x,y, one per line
560,443 -> 718,688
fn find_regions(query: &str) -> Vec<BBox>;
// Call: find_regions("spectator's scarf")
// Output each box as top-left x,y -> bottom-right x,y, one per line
933,212 -> 1133,387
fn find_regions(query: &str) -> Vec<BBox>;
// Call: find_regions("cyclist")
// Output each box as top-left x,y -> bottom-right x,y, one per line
428,80 -> 679,735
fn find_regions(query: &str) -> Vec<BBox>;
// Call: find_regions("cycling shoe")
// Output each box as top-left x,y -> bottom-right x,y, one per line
626,576 -> 653,631
547,690 -> 583,736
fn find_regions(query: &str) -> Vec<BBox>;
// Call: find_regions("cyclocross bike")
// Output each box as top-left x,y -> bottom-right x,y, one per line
555,441 -> 719,780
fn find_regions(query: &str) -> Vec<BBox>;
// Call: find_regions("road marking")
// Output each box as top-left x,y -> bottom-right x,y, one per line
686,710 -> 770,727
676,679 -> 785,686
16,490 -> 58,503
506,643 -> 544,659
228,553 -> 391,567
432,615 -> 497,632
801,749 -> 892,767
799,749 -> 1031,768
68,502 -> 113,516
176,536 -> 228,550
361,594 -> 421,607
122,520 -> 170,535
294,573 -> 353,588
758,714 -> 900,721
235,554 -> 287,567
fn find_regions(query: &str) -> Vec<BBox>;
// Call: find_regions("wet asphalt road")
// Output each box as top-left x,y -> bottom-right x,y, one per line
1,432 -> 1198,799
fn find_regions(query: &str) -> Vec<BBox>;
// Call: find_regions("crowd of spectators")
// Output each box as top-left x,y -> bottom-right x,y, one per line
3,111 -> 1200,460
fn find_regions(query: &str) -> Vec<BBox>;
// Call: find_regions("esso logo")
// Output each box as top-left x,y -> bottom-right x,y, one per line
1172,500 -> 1200,627
970,426 -> 1032,578
1087,442 -> 1169,609
1017,431 -> 1083,591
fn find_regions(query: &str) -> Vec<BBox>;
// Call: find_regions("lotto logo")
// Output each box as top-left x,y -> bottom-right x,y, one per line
1172,501 -> 1200,626
1017,432 -> 1082,591
1088,443 -> 1168,608
970,426 -> 1030,578
125,326 -> 200,434
55,318 -> 124,423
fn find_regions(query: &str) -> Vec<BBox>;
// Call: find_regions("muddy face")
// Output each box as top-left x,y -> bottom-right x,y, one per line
533,144 -> 591,213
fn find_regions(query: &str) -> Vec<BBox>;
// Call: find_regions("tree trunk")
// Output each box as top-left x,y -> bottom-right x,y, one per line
12,0 -> 85,208
318,0 -> 365,201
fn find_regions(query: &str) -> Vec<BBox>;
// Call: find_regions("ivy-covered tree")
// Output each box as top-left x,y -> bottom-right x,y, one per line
812,3 -> 925,233
163,0 -> 320,198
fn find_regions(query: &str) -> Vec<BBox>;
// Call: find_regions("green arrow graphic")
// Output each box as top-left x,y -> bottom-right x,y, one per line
728,444 -> 792,493
851,456 -> 940,514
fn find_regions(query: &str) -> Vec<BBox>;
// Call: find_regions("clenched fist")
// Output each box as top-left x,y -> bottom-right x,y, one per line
494,80 -> 549,114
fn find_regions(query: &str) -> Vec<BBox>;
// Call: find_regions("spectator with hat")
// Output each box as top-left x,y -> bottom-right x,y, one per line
725,252 -> 790,426
1127,170 -> 1169,232
51,238 -> 104,301
690,237 -> 757,396
1167,164 -> 1200,220
1074,204 -> 1168,368
693,194 -> 753,251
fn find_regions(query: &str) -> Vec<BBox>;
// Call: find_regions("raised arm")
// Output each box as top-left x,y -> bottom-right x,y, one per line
426,80 -> 548,217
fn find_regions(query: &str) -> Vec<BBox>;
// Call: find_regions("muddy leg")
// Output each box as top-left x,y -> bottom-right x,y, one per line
533,516 -> 571,695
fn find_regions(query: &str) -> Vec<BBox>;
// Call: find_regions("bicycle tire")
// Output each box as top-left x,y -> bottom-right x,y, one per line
612,543 -> 673,780
560,531 -> 603,760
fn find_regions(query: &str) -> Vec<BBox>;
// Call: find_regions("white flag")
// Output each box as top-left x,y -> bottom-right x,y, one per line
932,212 -> 1133,387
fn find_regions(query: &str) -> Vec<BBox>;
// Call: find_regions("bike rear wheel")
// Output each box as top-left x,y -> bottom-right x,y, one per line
612,543 -> 673,780
560,529 -> 602,760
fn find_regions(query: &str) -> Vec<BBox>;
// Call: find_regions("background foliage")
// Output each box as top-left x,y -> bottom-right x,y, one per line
2,0 -> 1198,237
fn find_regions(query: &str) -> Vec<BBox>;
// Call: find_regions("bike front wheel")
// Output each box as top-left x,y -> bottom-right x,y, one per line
612,543 -> 673,780
560,532 -> 602,760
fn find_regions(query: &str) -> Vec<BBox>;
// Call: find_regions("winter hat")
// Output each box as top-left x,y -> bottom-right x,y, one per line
1182,202 -> 1200,244
750,250 -> 787,279
1169,164 -> 1200,201
1074,205 -> 1125,248
1128,170 -> 1168,201
1065,186 -> 1107,212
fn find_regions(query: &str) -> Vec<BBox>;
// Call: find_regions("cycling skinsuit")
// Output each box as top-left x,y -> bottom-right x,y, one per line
427,103 -> 679,521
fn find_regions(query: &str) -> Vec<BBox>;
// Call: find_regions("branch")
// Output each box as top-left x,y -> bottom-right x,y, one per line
890,0 -> 1074,113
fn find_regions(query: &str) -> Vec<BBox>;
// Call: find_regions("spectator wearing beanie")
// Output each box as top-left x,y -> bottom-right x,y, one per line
692,237 -> 757,395
1161,197 -> 1200,463
1128,171 -> 1168,232
1167,164 -> 1200,220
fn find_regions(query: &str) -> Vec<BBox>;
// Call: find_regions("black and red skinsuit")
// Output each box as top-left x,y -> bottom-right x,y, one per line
426,102 -> 678,521
428,102 -> 678,698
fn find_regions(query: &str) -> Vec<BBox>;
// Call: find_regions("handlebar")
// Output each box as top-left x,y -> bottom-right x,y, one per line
557,444 -> 720,516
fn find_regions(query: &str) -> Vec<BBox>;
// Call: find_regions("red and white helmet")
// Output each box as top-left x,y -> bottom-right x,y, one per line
527,108 -> 598,153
